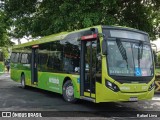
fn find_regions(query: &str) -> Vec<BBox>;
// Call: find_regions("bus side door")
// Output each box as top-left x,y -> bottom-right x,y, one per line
31,46 -> 38,84
80,34 -> 99,100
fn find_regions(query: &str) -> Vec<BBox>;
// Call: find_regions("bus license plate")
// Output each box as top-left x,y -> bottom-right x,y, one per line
129,97 -> 138,101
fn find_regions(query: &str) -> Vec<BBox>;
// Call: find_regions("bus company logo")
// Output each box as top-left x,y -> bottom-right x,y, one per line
2,112 -> 11,117
49,77 -> 59,84
120,86 -> 130,90
142,86 -> 148,90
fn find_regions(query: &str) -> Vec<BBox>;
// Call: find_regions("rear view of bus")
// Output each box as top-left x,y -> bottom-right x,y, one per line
95,26 -> 154,102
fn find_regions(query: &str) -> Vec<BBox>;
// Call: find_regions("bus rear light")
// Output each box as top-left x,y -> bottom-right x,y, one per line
105,80 -> 120,92
148,82 -> 155,91
81,34 -> 97,41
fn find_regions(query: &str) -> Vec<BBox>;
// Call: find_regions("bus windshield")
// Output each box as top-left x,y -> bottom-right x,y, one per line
107,39 -> 153,77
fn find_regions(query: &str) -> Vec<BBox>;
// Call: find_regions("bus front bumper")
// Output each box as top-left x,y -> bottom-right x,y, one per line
95,84 -> 154,103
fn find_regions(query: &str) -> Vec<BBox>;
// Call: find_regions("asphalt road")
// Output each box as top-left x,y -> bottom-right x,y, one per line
0,73 -> 160,119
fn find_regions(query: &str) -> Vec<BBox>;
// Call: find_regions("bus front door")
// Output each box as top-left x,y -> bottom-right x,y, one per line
80,36 -> 97,101
31,47 -> 38,85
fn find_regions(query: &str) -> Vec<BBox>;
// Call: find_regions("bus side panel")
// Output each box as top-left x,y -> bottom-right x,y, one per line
11,69 -> 30,83
37,72 -> 80,98
37,72 -> 59,93
10,69 -> 21,82
23,70 -> 32,86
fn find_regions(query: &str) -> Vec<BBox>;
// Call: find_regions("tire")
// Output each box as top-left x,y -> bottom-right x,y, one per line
62,80 -> 77,103
21,74 -> 26,89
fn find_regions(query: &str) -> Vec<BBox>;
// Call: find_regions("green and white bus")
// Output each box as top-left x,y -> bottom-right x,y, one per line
0,48 -> 5,73
11,25 -> 155,103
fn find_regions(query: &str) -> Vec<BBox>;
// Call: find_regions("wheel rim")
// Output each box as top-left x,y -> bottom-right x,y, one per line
66,85 -> 73,98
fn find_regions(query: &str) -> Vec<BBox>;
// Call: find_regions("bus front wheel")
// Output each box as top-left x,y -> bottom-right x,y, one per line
62,80 -> 77,103
21,75 -> 26,89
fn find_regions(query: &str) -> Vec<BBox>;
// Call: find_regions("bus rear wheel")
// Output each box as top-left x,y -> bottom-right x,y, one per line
62,80 -> 77,103
21,74 -> 26,89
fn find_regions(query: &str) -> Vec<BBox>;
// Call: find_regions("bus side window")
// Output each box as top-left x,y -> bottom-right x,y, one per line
28,53 -> 31,64
11,53 -> 16,63
38,53 -> 48,71
38,42 -> 50,72
45,41 -> 64,72
13,53 -> 20,63
47,56 -> 54,69
21,53 -> 28,64
63,41 -> 80,73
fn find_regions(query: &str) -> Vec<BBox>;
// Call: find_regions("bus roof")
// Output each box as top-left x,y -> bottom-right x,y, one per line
12,25 -> 148,49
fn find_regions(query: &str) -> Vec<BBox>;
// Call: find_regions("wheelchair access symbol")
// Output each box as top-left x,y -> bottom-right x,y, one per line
135,67 -> 142,76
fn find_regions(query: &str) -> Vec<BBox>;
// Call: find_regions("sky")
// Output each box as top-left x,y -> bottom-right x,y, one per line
12,38 -> 29,44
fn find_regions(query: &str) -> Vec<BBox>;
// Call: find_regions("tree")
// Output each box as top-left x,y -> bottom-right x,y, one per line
2,47 -> 10,60
3,0 -> 160,40
0,0 -> 13,46
0,11 -> 9,46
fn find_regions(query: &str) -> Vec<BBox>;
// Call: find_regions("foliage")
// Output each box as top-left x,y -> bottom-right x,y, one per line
0,0 -> 14,46
2,47 -> 10,59
0,11 -> 10,46
3,0 -> 160,40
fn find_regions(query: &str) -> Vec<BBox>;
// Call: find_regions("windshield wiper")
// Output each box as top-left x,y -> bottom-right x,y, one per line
116,38 -> 128,68
137,41 -> 143,67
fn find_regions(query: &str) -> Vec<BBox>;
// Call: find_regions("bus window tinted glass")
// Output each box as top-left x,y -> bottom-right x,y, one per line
21,54 -> 29,63
63,42 -> 80,73
49,41 -> 63,72
11,52 -> 20,63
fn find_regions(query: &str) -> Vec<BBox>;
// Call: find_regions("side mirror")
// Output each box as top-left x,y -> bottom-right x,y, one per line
102,40 -> 107,55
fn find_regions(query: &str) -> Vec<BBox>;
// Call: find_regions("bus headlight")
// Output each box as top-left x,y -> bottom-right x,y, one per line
148,82 -> 155,91
105,80 -> 120,92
